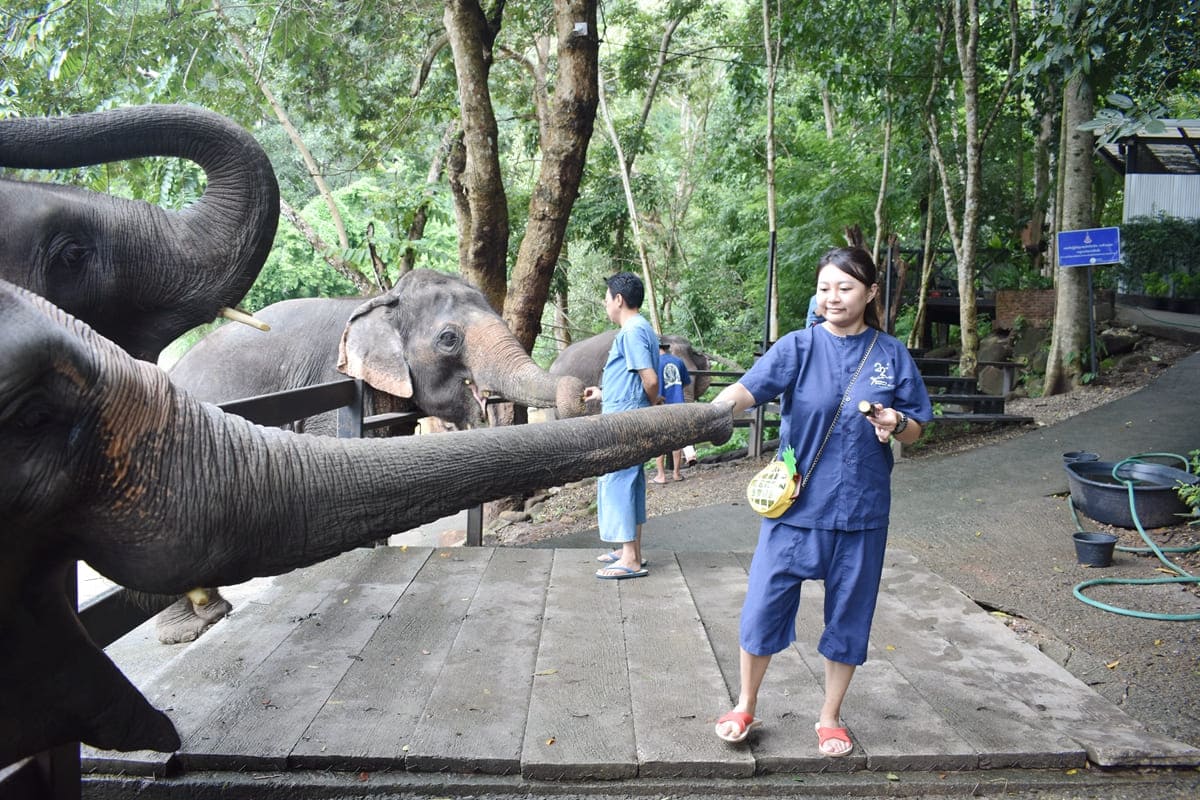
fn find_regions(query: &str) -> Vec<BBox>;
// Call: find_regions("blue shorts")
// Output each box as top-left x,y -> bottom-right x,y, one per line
739,521 -> 887,665
597,463 -> 647,543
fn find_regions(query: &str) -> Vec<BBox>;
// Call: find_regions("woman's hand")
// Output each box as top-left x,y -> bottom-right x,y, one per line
863,402 -> 908,443
583,386 -> 601,403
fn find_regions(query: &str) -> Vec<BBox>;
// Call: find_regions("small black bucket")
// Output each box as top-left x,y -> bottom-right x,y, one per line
1062,451 -> 1100,464
1073,531 -> 1118,567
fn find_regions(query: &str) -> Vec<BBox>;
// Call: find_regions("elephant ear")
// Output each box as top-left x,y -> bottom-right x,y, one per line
336,295 -> 414,398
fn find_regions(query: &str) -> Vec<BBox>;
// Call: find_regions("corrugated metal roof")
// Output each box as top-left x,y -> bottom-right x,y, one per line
1100,119 -> 1200,175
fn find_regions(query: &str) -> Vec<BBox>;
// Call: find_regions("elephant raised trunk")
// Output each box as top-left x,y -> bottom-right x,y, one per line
0,105 -> 279,360
0,280 -> 733,762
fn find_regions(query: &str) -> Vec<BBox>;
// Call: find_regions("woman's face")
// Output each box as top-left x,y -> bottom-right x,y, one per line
815,263 -> 877,331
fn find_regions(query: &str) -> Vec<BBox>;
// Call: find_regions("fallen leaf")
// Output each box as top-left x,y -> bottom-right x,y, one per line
1066,768 -> 1078,775
1154,639 -> 1163,646
1105,660 -> 1120,669
358,771 -> 369,782
534,668 -> 559,676
545,737 -> 555,746
885,644 -> 896,651
886,772 -> 900,781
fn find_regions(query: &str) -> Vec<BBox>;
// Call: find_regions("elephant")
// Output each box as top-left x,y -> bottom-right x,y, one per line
0,279 -> 732,764
549,330 -> 712,414
170,268 -> 588,432
0,104 -> 279,362
158,269 -> 591,644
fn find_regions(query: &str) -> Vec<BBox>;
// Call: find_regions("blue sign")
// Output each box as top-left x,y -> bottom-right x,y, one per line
1057,226 -> 1121,268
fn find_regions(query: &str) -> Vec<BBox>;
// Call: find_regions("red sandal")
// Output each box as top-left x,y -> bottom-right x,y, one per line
715,710 -> 761,743
815,722 -> 854,757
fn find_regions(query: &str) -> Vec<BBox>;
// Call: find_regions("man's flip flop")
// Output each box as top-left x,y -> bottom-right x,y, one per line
596,550 -> 647,566
595,565 -> 649,580
815,722 -> 854,757
715,710 -> 761,743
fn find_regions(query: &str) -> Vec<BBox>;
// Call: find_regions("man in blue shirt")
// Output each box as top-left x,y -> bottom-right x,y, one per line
583,272 -> 660,579
652,341 -> 692,483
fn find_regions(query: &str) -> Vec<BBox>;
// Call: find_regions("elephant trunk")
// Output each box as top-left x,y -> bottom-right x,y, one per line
467,319 -> 587,418
2,283 -> 730,761
82,391 -> 730,594
0,105 -> 279,355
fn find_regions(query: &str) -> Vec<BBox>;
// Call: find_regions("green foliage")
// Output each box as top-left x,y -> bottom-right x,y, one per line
1178,449 -> 1200,526
1113,215 -> 1200,297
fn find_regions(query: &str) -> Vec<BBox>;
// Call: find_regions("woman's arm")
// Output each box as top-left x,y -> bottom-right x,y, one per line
711,382 -> 757,415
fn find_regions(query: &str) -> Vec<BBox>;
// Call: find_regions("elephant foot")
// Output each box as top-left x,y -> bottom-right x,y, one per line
155,589 -> 233,644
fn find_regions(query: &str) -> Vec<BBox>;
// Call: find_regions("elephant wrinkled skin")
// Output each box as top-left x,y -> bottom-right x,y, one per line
171,269 -> 587,431
0,104 -> 279,361
0,279 -> 732,765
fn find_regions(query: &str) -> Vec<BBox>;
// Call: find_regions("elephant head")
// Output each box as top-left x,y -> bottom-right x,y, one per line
339,269 -> 587,425
0,279 -> 731,763
0,104 -> 279,361
171,269 -> 587,431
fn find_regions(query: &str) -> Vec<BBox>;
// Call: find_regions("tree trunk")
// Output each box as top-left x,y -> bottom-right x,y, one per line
1027,97 -> 1056,276
444,0 -> 509,313
504,0 -> 600,354
763,0 -> 780,343
1043,73 -> 1095,396
951,0 -> 981,379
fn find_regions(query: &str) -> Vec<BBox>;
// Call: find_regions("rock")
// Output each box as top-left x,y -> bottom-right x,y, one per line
1099,328 -> 1141,356
499,510 -> 532,523
978,335 -> 1012,363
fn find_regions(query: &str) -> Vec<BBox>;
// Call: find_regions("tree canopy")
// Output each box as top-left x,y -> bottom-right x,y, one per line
3,0 -> 1197,385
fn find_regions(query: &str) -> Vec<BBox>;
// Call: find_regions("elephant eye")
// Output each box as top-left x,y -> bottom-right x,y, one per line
17,404 -> 52,431
435,326 -> 463,354
46,234 -> 94,276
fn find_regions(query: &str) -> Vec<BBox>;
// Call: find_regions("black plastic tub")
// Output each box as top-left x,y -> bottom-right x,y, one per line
1065,460 -> 1198,529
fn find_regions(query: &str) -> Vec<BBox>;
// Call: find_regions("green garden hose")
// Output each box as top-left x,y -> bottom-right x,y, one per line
1069,452 -> 1200,621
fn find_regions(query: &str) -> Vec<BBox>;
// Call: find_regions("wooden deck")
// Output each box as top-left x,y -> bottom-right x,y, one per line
85,545 -> 1199,788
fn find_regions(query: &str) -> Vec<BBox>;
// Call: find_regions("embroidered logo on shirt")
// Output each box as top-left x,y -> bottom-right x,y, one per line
869,361 -> 895,389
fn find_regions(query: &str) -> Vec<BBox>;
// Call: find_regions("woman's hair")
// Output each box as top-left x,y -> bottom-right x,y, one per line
819,246 -> 882,330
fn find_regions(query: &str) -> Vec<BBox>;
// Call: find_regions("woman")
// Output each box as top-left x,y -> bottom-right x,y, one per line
710,246 -> 933,756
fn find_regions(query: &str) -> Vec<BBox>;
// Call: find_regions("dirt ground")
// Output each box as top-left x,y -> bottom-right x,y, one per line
489,334 -> 1200,585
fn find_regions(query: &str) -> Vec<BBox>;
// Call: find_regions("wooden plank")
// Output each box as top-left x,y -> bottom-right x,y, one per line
84,549 -> 384,776
679,551 -> 825,775
792,580 -> 979,772
872,552 -> 1086,769
176,547 -> 428,770
290,546 -> 494,769
520,549 -> 637,780
878,551 -> 1199,768
622,551 -> 755,778
403,548 -> 553,775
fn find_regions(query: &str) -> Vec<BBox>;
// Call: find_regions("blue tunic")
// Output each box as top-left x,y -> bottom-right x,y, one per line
597,314 -> 660,543
736,324 -> 934,663
739,324 -> 933,531
600,315 -> 660,413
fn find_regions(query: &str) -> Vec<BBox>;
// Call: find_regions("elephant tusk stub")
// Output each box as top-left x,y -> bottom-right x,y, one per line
219,306 -> 270,331
186,588 -> 211,607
